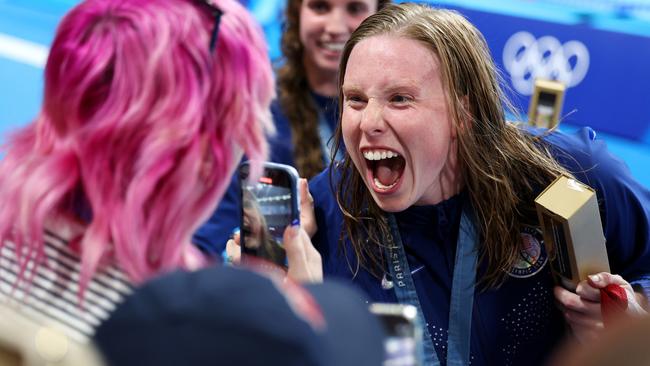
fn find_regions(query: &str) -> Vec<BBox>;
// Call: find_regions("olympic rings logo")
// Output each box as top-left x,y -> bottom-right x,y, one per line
503,31 -> 590,95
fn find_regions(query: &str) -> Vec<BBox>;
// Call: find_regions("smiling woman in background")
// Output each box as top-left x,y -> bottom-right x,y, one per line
276,0 -> 388,177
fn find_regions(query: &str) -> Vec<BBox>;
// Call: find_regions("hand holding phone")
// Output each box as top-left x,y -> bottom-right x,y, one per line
239,162 -> 300,268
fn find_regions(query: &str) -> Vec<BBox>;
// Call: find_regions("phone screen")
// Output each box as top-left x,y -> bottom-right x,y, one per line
239,162 -> 299,267
370,303 -> 421,366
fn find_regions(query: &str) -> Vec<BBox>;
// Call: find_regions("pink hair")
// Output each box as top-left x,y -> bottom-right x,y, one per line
0,0 -> 274,292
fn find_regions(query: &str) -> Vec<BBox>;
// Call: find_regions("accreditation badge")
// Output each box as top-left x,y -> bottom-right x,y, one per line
508,226 -> 548,278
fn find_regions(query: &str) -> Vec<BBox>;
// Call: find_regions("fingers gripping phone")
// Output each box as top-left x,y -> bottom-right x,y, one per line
369,303 -> 423,366
239,162 -> 300,268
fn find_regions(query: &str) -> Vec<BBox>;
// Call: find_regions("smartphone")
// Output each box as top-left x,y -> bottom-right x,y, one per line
369,303 -> 422,366
239,161 -> 300,268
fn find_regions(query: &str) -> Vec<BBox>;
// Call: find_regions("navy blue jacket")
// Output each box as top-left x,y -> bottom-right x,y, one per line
310,127 -> 650,366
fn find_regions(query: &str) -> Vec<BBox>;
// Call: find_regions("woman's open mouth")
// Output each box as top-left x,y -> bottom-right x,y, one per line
363,149 -> 405,192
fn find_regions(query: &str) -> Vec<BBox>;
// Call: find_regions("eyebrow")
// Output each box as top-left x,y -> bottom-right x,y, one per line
341,82 -> 421,95
341,85 -> 361,94
385,83 -> 420,95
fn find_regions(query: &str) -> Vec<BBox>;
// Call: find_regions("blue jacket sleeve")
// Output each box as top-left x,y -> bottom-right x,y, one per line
309,168 -> 342,273
192,173 -> 241,258
544,127 -> 650,299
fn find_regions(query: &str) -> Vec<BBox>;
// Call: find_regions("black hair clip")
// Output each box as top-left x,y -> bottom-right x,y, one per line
195,0 -> 223,52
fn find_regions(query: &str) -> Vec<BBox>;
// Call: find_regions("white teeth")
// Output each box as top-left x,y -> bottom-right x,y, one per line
323,42 -> 345,51
363,149 -> 400,161
374,177 -> 398,190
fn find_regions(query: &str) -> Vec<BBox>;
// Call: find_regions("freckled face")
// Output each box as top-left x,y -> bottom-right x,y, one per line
299,0 -> 377,79
341,35 -> 461,212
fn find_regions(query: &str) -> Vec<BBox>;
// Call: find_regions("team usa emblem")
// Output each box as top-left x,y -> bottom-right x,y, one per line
508,226 -> 548,278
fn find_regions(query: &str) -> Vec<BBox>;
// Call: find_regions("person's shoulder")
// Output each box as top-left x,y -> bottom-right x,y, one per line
309,167 -> 330,188
308,164 -> 342,200
308,165 -> 346,233
534,126 -> 598,161
268,99 -> 295,165
270,98 -> 290,130
529,126 -> 632,182
270,98 -> 284,116
527,127 -> 650,220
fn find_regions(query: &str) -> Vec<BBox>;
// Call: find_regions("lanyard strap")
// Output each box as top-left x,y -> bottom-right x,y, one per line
447,207 -> 479,366
385,214 -> 439,366
384,204 -> 478,366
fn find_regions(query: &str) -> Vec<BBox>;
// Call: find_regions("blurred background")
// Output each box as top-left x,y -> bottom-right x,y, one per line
1,0 -> 649,186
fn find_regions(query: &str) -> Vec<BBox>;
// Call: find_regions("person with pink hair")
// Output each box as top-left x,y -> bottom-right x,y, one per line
0,0 -> 322,361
